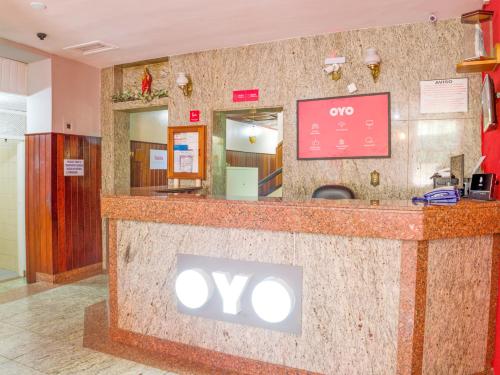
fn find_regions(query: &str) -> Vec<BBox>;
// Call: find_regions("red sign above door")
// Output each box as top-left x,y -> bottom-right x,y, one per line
233,89 -> 259,102
190,110 -> 200,122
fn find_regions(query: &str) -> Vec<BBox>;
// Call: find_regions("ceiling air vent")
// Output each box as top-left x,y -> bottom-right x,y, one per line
63,41 -> 118,55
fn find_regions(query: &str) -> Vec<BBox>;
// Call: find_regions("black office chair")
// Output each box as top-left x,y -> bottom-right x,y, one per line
312,185 -> 355,200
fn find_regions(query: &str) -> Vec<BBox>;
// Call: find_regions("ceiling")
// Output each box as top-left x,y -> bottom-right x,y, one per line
227,112 -> 279,130
0,0 -> 482,68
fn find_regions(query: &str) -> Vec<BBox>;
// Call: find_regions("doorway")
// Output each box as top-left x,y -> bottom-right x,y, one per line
0,92 -> 26,283
212,108 -> 283,198
129,108 -> 168,189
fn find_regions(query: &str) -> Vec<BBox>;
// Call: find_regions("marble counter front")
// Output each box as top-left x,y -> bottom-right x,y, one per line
101,195 -> 500,374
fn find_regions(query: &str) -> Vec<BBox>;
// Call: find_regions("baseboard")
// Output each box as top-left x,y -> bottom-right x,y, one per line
36,263 -> 104,284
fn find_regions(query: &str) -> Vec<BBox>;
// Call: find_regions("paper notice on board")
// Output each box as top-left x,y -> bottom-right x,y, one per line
420,78 -> 468,114
149,149 -> 167,170
173,132 -> 199,173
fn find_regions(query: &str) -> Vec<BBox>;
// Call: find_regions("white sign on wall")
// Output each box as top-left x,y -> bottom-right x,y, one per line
149,149 -> 167,170
420,78 -> 468,114
63,159 -> 84,176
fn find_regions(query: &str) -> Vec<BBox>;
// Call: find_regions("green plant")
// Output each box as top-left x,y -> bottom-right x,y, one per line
111,89 -> 168,103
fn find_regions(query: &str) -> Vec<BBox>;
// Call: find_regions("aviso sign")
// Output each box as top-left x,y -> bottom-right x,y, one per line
175,254 -> 302,333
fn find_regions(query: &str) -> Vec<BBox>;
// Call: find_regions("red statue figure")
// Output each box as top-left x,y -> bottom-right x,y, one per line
141,67 -> 152,95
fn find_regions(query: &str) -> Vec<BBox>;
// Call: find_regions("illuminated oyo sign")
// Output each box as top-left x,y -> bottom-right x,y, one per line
175,254 -> 302,333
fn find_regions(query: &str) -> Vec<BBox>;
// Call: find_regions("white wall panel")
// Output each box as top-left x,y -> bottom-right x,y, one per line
0,58 -> 27,95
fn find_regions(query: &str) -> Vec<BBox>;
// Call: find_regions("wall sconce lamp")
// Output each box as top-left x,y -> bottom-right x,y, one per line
364,48 -> 381,82
323,56 -> 346,81
176,72 -> 192,97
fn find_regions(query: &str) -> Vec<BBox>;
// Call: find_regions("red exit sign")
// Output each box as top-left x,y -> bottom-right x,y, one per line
190,110 -> 200,122
233,89 -> 259,102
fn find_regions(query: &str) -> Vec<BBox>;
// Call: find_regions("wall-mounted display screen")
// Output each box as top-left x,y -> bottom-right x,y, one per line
297,93 -> 391,160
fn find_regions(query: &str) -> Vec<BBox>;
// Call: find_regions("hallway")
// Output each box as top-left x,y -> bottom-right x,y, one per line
0,276 -> 173,375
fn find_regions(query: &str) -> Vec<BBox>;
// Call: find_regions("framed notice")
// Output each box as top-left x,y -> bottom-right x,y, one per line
168,125 -> 206,179
297,93 -> 391,160
420,78 -> 468,114
64,159 -> 84,176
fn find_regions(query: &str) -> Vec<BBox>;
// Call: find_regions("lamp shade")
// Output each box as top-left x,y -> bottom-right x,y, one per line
364,48 -> 381,65
176,72 -> 189,87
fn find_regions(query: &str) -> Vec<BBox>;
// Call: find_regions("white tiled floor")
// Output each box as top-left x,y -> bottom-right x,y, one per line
0,275 -> 176,375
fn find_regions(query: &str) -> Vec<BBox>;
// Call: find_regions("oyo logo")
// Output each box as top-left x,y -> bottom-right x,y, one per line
330,106 -> 354,117
175,269 -> 295,324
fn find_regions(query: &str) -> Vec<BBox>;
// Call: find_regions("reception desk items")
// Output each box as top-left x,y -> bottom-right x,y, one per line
297,93 -> 390,160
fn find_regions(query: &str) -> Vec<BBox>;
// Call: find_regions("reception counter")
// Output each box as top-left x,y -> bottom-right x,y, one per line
101,195 -> 500,375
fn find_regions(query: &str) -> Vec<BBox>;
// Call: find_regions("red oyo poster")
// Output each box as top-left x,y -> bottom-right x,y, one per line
297,93 -> 391,159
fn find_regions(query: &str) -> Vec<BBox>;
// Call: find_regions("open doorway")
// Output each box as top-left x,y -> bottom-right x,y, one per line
0,92 -> 26,283
212,107 -> 283,198
129,108 -> 168,189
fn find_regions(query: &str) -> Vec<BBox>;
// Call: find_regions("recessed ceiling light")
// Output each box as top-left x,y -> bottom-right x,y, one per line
30,2 -> 47,10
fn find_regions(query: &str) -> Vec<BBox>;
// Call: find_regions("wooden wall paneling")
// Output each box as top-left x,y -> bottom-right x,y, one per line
45,134 -> 55,275
83,137 -> 91,268
130,141 -> 167,187
56,134 -> 66,274
25,136 -> 34,282
94,138 -> 102,265
26,133 -> 103,282
25,134 -> 55,282
70,136 -> 78,269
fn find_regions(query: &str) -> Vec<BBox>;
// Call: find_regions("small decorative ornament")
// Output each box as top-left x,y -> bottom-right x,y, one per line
142,67 -> 153,95
370,170 -> 380,187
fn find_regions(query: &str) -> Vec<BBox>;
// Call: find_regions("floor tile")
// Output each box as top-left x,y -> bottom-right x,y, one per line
0,330 -> 55,359
0,274 -> 177,375
0,360 -> 46,375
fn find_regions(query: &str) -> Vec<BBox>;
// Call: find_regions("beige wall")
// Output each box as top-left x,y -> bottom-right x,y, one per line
129,110 -> 168,144
52,55 -> 101,137
0,140 -> 19,272
102,19 -> 481,199
24,53 -> 101,137
27,59 -> 52,134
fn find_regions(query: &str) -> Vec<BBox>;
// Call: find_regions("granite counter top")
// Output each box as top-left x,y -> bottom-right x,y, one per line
101,194 -> 500,240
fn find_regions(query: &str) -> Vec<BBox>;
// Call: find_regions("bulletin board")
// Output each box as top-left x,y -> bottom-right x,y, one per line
168,125 -> 206,179
297,92 -> 391,160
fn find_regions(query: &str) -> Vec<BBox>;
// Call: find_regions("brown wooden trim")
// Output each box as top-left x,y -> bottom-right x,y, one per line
167,125 -> 206,180
116,57 -> 169,69
25,132 -> 102,139
36,262 -> 103,284
486,234 -> 500,370
130,140 -> 167,146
